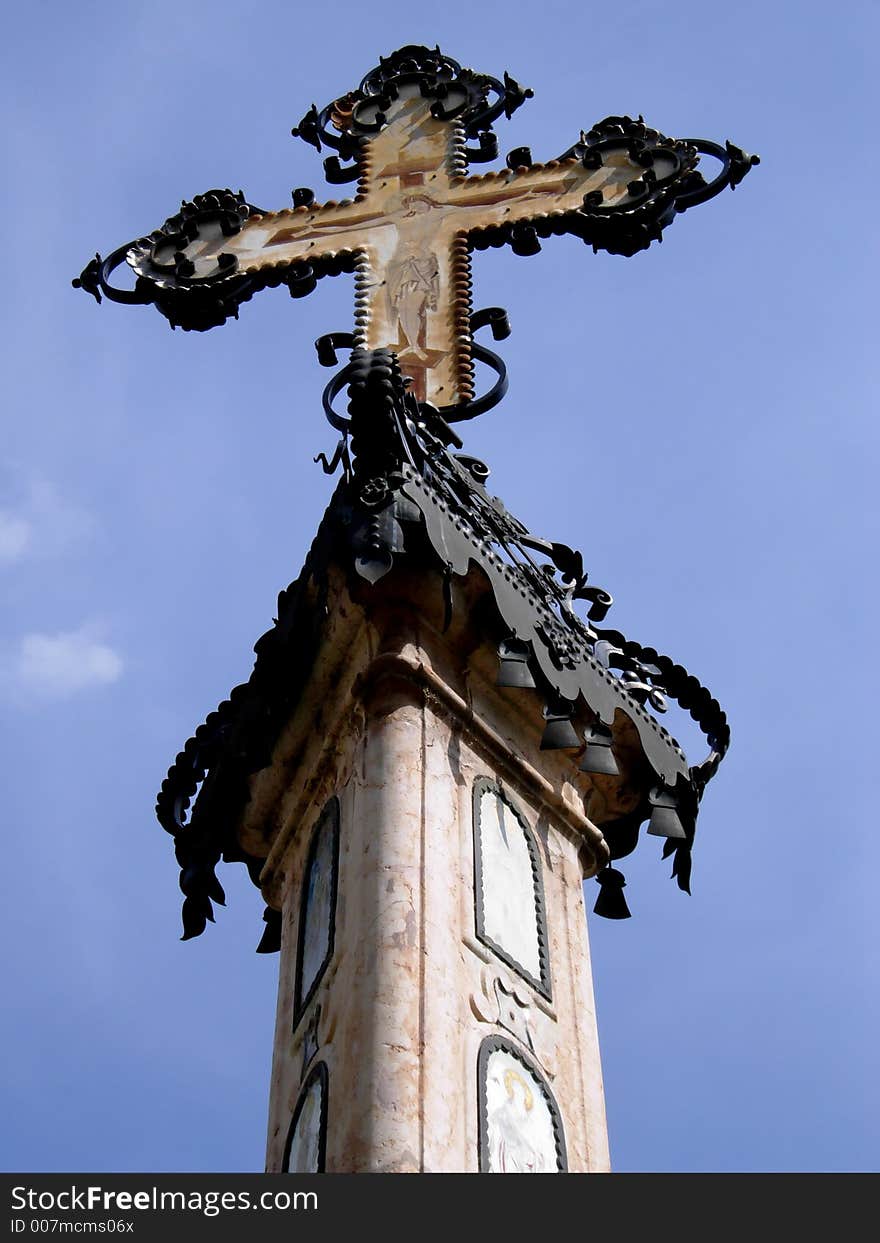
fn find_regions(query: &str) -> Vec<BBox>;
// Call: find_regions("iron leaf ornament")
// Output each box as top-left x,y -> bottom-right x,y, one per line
156,349 -> 731,941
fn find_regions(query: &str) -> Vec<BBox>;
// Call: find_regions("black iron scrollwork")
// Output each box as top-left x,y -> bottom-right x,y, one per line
567,117 -> 759,257
155,332 -> 729,938
73,190 -> 265,330
306,338 -> 728,908
291,44 -> 533,182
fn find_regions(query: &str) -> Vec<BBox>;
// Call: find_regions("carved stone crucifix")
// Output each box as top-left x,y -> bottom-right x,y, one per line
75,45 -> 757,414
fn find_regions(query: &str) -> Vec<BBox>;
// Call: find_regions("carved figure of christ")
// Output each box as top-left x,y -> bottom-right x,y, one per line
166,84 -> 650,406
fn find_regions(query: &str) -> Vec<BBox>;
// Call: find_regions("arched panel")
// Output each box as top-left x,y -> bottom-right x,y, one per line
477,1037 -> 566,1173
473,778 -> 550,998
293,797 -> 340,1027
282,1062 -> 329,1174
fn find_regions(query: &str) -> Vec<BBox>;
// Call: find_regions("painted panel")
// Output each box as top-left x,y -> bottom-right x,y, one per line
294,797 -> 339,1023
473,780 -> 549,996
478,1039 -> 566,1173
283,1063 -> 328,1173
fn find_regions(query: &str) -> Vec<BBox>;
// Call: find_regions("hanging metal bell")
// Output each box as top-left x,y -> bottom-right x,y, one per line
647,786 -> 687,839
255,906 -> 282,954
593,867 -> 631,919
579,721 -> 619,776
540,699 -> 580,750
496,637 -> 537,689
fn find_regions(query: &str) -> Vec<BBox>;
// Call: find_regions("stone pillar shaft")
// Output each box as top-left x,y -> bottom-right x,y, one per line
257,580 -> 611,1173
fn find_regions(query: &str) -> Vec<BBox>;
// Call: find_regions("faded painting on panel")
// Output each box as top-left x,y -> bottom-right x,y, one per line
475,784 -> 544,988
295,799 -> 338,1016
481,1046 -> 563,1173
284,1070 -> 326,1173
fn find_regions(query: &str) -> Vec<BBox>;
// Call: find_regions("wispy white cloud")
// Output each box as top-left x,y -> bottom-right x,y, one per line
0,513 -> 31,564
14,626 -> 123,698
0,477 -> 94,567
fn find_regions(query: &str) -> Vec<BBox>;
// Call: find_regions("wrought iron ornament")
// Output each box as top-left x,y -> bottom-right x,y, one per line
74,46 -> 755,942
156,347 -> 730,941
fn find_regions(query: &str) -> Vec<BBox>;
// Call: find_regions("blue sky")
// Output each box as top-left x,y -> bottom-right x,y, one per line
2,0 -> 877,1172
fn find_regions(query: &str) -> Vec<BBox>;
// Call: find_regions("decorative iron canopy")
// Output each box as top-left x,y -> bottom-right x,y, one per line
158,346 -> 729,944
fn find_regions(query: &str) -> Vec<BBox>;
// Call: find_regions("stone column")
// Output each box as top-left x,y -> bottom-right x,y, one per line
251,566 -> 612,1173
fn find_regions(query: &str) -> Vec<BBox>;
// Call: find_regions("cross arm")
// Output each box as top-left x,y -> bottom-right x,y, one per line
71,188 -> 369,333
71,45 -> 539,335
72,48 -> 757,414
456,117 -> 758,260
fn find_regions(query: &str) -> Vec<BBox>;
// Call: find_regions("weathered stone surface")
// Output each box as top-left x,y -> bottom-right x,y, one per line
254,561 -> 611,1172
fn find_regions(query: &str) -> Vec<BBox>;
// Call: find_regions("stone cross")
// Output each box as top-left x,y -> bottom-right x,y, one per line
75,45 -> 756,413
